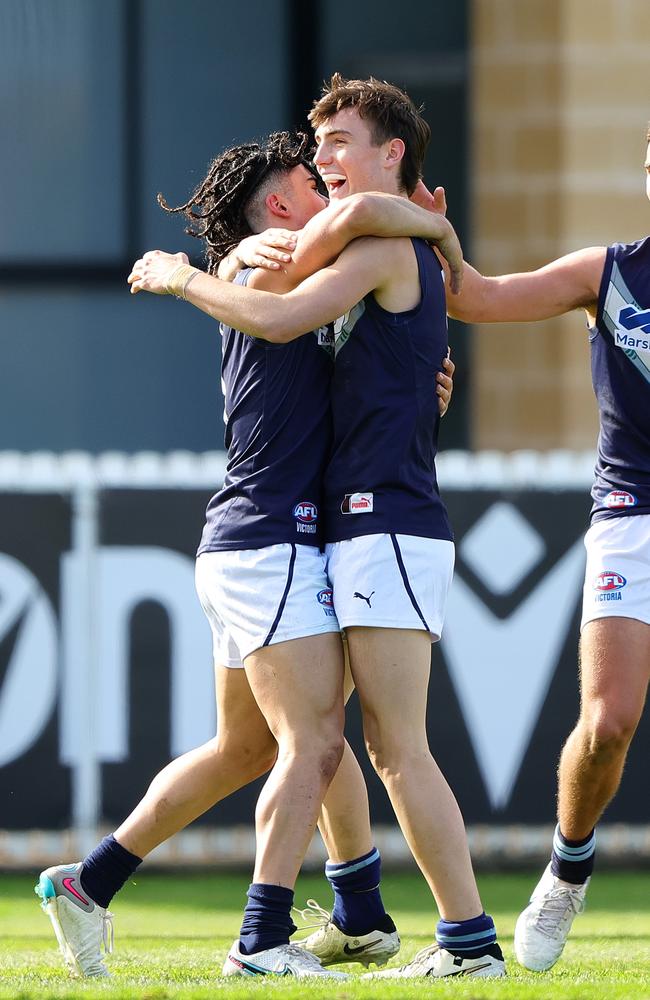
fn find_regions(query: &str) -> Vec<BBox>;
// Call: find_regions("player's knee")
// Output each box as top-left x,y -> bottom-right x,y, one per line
364,731 -> 421,783
582,704 -> 638,758
248,743 -> 279,779
316,728 -> 345,783
276,717 -> 344,778
364,722 -> 392,778
305,721 -> 345,783
218,733 -> 278,781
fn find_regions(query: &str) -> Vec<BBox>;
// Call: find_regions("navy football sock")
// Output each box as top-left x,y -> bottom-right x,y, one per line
80,834 -> 142,908
239,883 -> 297,955
326,847 -> 390,936
551,824 -> 595,884
436,911 -> 497,959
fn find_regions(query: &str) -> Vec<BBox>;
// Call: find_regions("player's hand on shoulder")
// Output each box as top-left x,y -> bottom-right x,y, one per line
410,183 -> 463,294
410,181 -> 448,217
437,350 -> 455,417
128,250 -> 190,295
236,229 -> 298,271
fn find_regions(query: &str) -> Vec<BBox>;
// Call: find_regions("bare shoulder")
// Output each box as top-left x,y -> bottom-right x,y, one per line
371,236 -> 422,312
246,266 -> 294,293
554,244 -> 606,282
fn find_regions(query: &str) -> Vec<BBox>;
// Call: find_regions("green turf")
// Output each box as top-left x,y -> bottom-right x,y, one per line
1,870 -> 649,998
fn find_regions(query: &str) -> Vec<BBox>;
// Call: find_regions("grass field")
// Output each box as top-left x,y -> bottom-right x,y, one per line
1,869 -> 649,999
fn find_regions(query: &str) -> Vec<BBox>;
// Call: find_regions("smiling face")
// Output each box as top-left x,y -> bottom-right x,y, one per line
313,108 -> 405,200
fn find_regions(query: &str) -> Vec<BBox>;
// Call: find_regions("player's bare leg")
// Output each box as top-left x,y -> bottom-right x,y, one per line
115,665 -> 277,857
557,617 -> 650,838
243,632 -> 345,889
107,656 -> 371,863
34,666 -> 278,977
347,626 -> 503,980
223,632 -> 349,979
298,735 -> 400,968
293,653 -> 400,969
318,654 -> 372,861
345,626 -> 481,919
515,617 -> 650,972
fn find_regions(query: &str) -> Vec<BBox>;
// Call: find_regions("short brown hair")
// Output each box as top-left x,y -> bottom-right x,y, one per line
308,73 -> 430,196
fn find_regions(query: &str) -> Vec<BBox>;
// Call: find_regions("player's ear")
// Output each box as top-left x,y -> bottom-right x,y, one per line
266,192 -> 291,220
385,137 -> 405,169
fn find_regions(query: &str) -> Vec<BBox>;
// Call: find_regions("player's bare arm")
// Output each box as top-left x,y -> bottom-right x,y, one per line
128,236 -> 410,342
223,194 -> 463,294
217,229 -> 298,280
446,246 -> 606,326
409,180 -> 604,325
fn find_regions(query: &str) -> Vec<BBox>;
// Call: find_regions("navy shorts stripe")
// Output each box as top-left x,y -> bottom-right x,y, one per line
390,534 -> 431,632
262,544 -> 297,647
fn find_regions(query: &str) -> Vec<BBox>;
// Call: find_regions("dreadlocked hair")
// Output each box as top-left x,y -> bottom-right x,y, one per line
158,131 -> 315,274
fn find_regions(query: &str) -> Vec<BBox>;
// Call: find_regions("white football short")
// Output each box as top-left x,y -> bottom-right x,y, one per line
581,514 -> 650,630
195,543 -> 340,669
325,533 -> 455,641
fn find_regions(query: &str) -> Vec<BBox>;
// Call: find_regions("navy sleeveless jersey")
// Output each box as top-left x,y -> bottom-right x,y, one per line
198,269 -> 333,552
590,237 -> 650,523
324,238 -> 453,543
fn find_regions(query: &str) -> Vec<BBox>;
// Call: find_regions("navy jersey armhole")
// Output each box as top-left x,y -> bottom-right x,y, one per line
592,245 -> 616,341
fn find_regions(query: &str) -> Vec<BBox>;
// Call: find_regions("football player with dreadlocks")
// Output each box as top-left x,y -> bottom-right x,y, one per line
128,73 -> 507,982
36,128 -> 458,981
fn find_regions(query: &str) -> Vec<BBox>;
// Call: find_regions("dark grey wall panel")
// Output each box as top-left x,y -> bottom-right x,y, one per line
2,0 -> 470,452
139,0 -> 291,256
0,0 -> 125,262
1,288 -> 225,452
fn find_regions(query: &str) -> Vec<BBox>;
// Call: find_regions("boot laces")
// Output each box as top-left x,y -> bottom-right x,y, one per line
102,910 -> 114,955
283,943 -> 326,970
399,942 -> 441,972
535,886 -> 585,938
292,898 -> 331,931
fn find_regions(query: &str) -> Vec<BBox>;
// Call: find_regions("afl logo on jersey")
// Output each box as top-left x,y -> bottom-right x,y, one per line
293,501 -> 318,523
593,571 -> 626,592
604,490 -> 637,509
293,501 -> 318,534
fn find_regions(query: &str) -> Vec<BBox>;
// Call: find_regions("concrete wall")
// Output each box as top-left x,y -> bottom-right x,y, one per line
470,0 -> 649,449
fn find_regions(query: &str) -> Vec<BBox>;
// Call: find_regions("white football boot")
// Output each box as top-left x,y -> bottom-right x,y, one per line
223,939 -> 349,979
35,863 -> 113,977
363,941 -> 506,979
515,863 -> 589,971
294,898 -> 400,967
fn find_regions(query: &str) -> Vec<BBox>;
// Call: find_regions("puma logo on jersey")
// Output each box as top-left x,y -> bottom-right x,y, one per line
341,492 -> 374,514
353,590 -> 375,608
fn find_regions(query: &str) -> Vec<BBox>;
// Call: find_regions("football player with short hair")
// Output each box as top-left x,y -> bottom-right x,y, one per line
129,75 -> 506,982
36,126 -> 458,980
